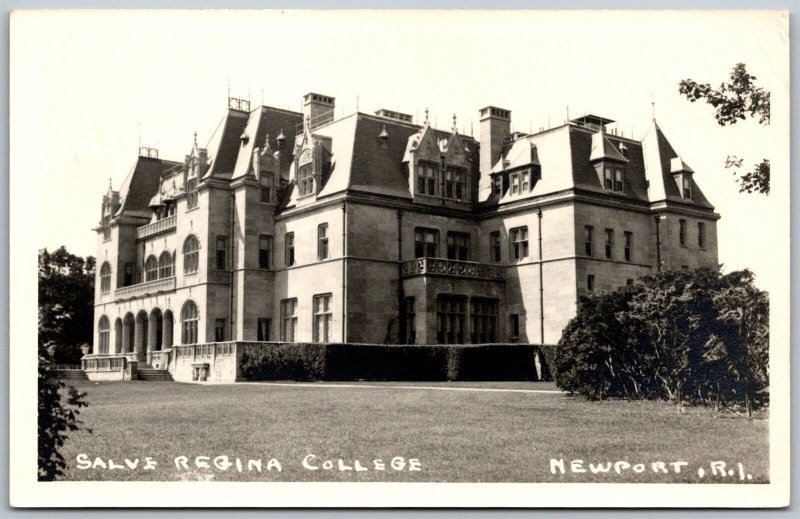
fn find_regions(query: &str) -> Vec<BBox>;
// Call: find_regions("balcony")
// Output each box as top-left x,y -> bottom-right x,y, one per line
114,277 -> 176,301
136,215 -> 177,240
401,258 -> 504,282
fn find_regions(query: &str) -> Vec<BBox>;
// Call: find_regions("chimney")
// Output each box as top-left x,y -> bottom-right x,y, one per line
303,93 -> 335,128
479,106 -> 511,176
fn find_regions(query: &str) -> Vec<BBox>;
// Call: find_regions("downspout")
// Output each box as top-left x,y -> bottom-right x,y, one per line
397,210 -> 405,343
229,191 -> 235,341
654,214 -> 662,272
537,207 -> 544,344
341,201 -> 347,342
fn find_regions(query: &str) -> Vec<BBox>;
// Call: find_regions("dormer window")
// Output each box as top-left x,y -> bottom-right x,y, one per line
260,172 -> 274,203
603,165 -> 624,193
417,163 -> 437,196
682,175 -> 693,200
444,167 -> 466,200
492,175 -> 503,196
298,163 -> 314,196
509,169 -> 532,196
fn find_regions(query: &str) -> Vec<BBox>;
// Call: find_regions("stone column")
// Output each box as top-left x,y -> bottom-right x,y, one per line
147,317 -> 157,365
134,316 -> 146,363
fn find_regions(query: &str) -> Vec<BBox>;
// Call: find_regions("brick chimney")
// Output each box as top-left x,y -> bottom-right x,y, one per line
479,106 -> 511,176
303,93 -> 335,127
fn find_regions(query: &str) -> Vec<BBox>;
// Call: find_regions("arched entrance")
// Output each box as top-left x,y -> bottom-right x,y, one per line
122,313 -> 135,354
114,318 -> 123,354
163,310 -> 174,348
148,308 -> 163,364
135,310 -> 148,363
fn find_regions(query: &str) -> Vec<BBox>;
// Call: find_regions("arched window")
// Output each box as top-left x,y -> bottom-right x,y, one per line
183,235 -> 199,274
98,316 -> 110,354
145,255 -> 158,281
158,251 -> 173,278
181,301 -> 199,344
100,262 -> 111,293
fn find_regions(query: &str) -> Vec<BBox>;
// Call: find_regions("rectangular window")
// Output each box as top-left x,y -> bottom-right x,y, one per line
214,319 -> 226,342
509,314 -> 520,340
521,170 -> 530,192
313,294 -> 333,343
510,173 -> 520,195
698,222 -> 706,249
679,219 -> 687,246
584,225 -> 594,256
443,167 -> 465,199
492,175 -> 503,195
317,223 -> 329,260
604,228 -> 614,259
260,172 -> 274,203
417,163 -> 437,196
614,168 -> 624,192
102,215 -> 111,241
604,167 -> 614,190
414,228 -> 438,258
187,177 -> 198,209
285,232 -> 295,266
470,298 -> 498,343
446,231 -> 470,261
510,226 -> 529,260
216,236 -> 228,270
683,175 -> 693,200
124,262 -> 135,286
280,298 -> 297,341
404,297 -> 416,344
587,274 -> 595,292
436,296 -> 466,344
490,231 -> 502,263
298,164 -> 314,196
624,231 -> 632,262
258,235 -> 273,270
257,318 -> 271,342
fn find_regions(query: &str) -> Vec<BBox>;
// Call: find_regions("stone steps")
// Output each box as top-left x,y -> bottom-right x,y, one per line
53,369 -> 89,381
137,368 -> 174,382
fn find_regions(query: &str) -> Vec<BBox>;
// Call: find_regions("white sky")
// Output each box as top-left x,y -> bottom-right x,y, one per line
11,9 -> 790,289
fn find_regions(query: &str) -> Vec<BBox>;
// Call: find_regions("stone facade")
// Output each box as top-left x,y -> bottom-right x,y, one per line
90,95 -> 720,368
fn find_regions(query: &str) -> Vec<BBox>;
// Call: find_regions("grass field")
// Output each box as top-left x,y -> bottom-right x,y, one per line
58,380 -> 769,483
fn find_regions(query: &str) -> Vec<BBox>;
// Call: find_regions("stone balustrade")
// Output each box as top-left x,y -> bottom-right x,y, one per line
114,277 -> 176,301
136,214 -> 177,240
400,257 -> 504,281
82,354 -> 127,372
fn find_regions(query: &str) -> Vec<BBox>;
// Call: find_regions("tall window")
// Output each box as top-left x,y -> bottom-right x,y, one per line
624,231 -> 633,262
260,172 -> 274,203
417,163 -> 437,196
509,314 -> 520,340
584,225 -> 594,256
214,319 -> 226,342
510,226 -> 529,261
98,316 -> 110,354
183,235 -> 199,274
445,167 -> 466,200
604,166 -> 624,192
123,262 -> 134,287
313,293 -> 333,343
614,168 -> 624,192
698,222 -> 706,249
490,231 -> 502,263
145,255 -> 158,281
317,223 -> 329,260
446,232 -> 470,261
604,167 -> 614,190
285,232 -> 295,267
604,228 -> 614,259
436,296 -> 466,344
181,301 -> 199,344
510,173 -> 520,195
492,175 -> 503,196
404,297 -> 416,344
257,318 -> 271,341
683,175 -> 693,200
679,219 -> 687,246
298,164 -> 314,196
414,228 -> 438,258
587,274 -> 595,292
280,298 -> 298,341
186,177 -> 198,209
470,299 -> 498,344
100,262 -> 111,293
510,169 -> 530,195
102,215 -> 111,241
258,235 -> 273,270
216,236 -> 228,270
158,251 -> 173,278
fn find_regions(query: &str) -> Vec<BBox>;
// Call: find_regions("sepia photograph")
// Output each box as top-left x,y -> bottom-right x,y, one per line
8,7 -> 791,508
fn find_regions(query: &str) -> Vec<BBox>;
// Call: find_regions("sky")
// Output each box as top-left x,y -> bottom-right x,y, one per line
11,9 -> 790,290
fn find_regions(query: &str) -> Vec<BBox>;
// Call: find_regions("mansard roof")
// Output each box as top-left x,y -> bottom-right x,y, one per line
230,106 -> 303,181
589,130 -> 629,163
115,156 -> 180,218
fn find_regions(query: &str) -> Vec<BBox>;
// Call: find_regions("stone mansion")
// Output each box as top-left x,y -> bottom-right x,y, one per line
90,92 -> 719,373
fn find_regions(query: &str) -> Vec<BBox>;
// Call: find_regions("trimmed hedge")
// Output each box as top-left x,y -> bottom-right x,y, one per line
238,342 -> 557,382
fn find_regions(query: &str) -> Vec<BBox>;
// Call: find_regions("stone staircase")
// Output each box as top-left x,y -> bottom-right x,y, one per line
137,364 -> 174,382
53,369 -> 89,381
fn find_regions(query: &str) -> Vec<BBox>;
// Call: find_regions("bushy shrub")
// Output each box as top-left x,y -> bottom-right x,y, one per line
239,342 -> 327,381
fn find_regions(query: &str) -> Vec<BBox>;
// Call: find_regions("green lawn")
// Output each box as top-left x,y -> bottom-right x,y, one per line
58,380 -> 769,483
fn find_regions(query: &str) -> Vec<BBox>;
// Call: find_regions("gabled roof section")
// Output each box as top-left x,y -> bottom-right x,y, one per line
231,106 -> 302,181
202,109 -> 250,180
590,131 -> 629,163
641,120 -> 713,208
115,156 -> 180,218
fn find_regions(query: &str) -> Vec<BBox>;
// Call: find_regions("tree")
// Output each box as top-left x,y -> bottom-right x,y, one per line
38,247 -> 95,364
679,63 -> 770,194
